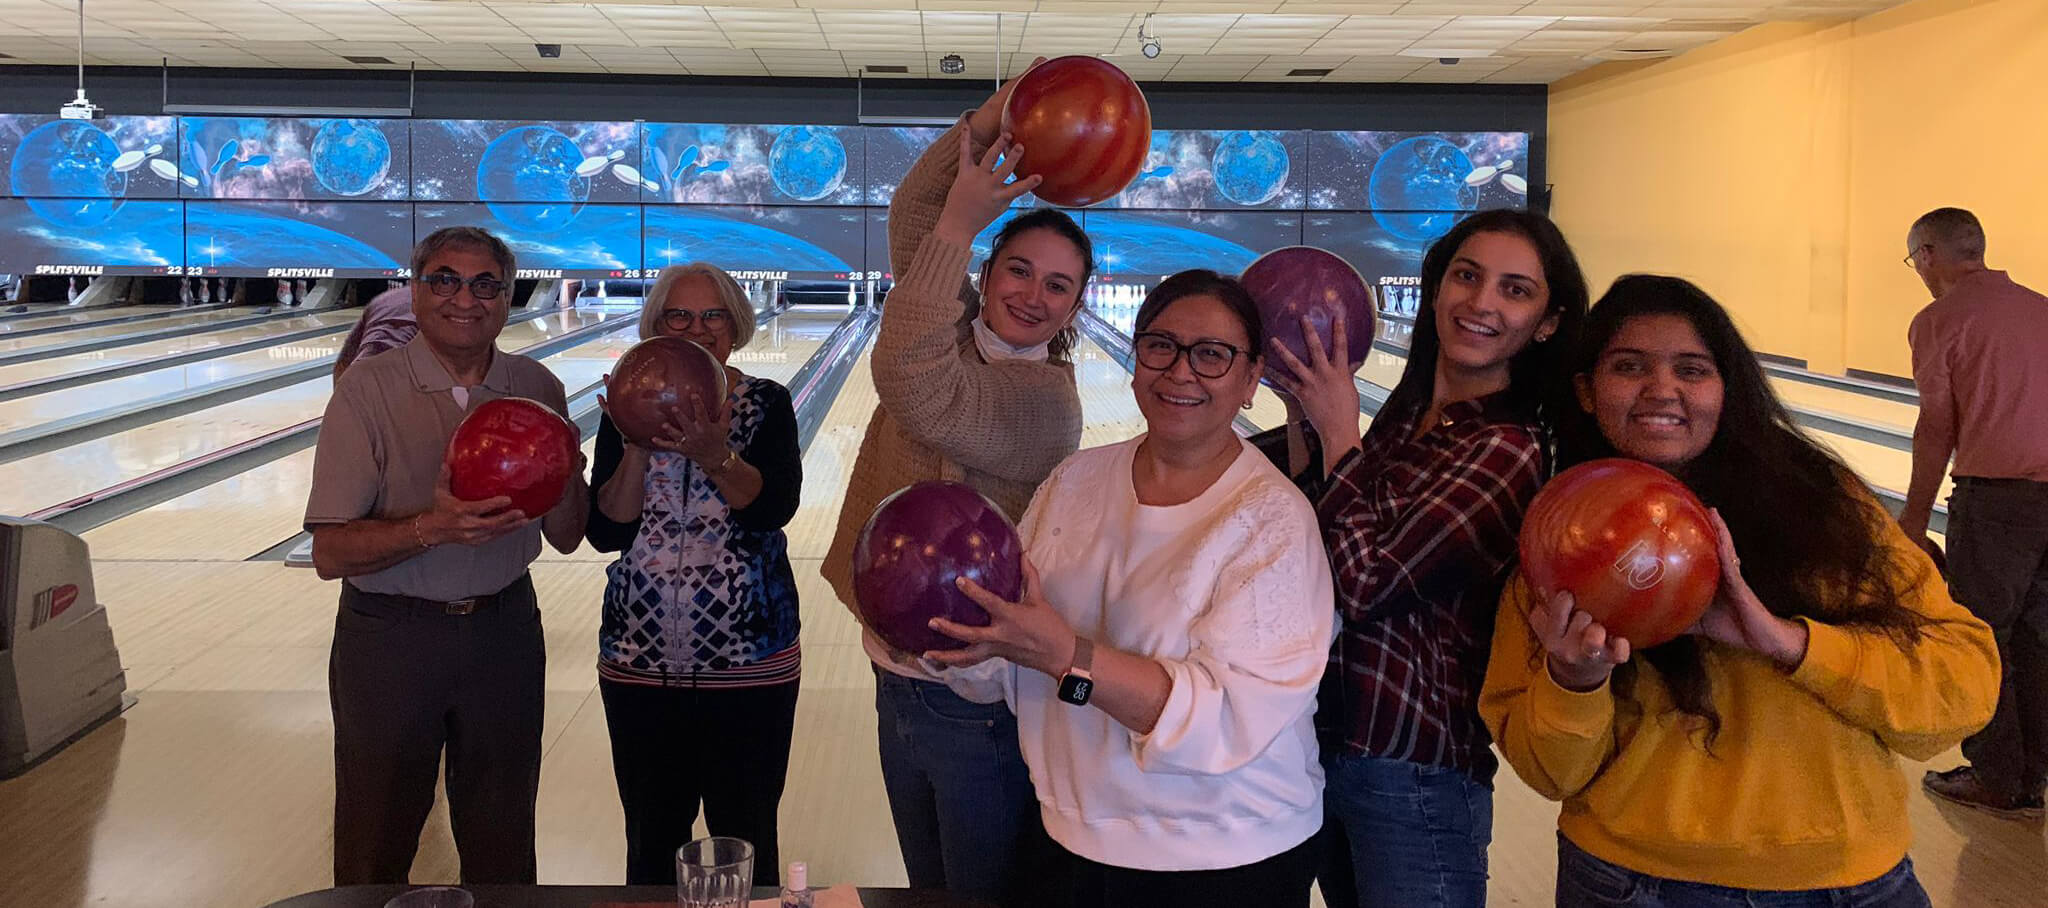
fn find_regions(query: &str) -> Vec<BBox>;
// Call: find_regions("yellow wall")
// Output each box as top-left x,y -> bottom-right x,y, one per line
1548,0 -> 2048,377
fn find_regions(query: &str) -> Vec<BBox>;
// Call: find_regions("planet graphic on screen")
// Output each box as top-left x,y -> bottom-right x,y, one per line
768,126 -> 848,202
8,120 -> 128,228
185,205 -> 402,271
1085,216 -> 1259,277
1368,135 -> 1477,242
312,120 -> 393,197
1212,131 -> 1289,206
476,125 -> 590,232
645,210 -> 852,273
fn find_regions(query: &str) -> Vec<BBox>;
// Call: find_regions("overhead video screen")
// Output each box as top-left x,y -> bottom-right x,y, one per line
0,198 -> 183,277
1306,131 -> 1531,229
864,206 -> 1019,279
177,116 -> 408,201
0,114 -> 182,201
642,123 -> 864,206
643,206 -> 867,282
1080,210 -> 1302,281
410,119 -> 640,205
413,202 -> 641,280
183,200 -> 410,278
1303,211 -> 1442,320
1112,129 -> 1307,211
863,126 -> 945,208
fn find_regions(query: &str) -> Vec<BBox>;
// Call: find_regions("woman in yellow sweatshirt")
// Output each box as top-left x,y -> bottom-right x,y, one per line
1479,274 -> 1999,907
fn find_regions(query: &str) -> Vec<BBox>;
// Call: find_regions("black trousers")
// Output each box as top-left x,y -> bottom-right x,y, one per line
1949,476 -> 2048,799
599,676 -> 801,887
329,575 -> 545,885
1058,833 -> 1318,908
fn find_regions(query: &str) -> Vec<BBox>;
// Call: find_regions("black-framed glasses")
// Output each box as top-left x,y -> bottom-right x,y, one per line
1902,244 -> 1931,268
1133,331 -> 1246,380
419,272 -> 504,301
660,308 -> 733,331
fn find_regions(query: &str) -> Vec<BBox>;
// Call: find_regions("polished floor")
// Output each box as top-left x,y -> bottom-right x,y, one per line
0,301 -> 2034,908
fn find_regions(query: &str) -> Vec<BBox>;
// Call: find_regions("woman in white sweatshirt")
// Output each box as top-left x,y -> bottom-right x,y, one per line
929,269 -> 1336,907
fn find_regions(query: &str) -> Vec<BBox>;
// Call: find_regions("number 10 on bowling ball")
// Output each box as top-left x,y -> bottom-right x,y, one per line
1517,459 -> 1720,649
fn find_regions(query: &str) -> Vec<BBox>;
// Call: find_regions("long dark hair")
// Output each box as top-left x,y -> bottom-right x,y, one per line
1133,269 -> 1265,360
977,207 -> 1094,362
1382,209 -> 1590,428
1562,275 -> 1928,744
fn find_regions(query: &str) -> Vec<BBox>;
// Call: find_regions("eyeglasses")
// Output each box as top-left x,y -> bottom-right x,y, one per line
419,272 -> 505,301
660,308 -> 733,331
1133,331 -> 1246,380
1902,244 -> 1931,268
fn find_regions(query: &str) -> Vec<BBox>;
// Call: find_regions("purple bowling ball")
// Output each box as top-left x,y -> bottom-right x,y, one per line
852,481 -> 1025,654
1241,246 -> 1376,387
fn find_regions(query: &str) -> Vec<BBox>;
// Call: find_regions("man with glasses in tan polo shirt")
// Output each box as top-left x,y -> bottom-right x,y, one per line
304,226 -> 590,884
1899,207 -> 2048,820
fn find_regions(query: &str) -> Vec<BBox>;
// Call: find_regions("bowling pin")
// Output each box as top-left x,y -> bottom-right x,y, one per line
574,155 -> 611,177
148,158 -> 179,181
1501,173 -> 1528,195
610,163 -> 644,187
1464,165 -> 1499,187
112,149 -> 149,173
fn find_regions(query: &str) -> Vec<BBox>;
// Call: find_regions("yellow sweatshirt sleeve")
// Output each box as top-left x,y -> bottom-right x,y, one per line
1785,518 -> 2000,761
1479,575 -> 1622,801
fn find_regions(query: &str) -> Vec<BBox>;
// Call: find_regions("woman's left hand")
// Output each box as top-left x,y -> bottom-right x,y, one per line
669,392 -> 734,469
1687,508 -> 1809,669
926,561 -> 1077,677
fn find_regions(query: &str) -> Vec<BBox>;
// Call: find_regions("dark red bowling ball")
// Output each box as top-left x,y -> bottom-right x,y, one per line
445,397 -> 579,519
1240,246 -> 1376,386
852,481 -> 1025,654
606,336 -> 728,447
1000,55 -> 1151,208
1518,459 -> 1721,649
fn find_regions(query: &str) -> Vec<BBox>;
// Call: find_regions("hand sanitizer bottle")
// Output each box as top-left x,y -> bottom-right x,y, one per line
779,861 -> 812,908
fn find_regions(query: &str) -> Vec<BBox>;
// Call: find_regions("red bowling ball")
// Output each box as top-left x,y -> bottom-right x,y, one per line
445,397 -> 579,519
1000,55 -> 1151,208
606,336 -> 728,447
1240,246 -> 1376,386
852,481 -> 1026,654
1518,459 -> 1721,649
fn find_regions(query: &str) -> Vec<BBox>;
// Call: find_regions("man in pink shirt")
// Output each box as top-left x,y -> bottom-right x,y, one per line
1903,207 -> 2048,818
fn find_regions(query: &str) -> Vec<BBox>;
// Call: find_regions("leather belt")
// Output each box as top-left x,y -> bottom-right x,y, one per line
344,575 -> 530,616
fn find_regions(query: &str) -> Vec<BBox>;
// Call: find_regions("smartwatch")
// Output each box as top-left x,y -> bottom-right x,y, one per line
1057,636 -> 1095,706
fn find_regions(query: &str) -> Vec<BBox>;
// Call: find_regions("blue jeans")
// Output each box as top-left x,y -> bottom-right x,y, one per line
1556,835 -> 1931,907
873,668 -> 1041,906
1318,754 -> 1493,908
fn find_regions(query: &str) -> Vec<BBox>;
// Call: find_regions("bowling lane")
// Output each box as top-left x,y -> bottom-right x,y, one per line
0,305 -> 281,354
0,311 -> 613,516
1769,377 -> 1917,435
88,309 -> 851,561
0,304 -> 173,334
0,308 -> 363,389
0,320 -> 356,430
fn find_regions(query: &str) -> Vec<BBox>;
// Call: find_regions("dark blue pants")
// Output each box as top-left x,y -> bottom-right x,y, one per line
1556,835 -> 1930,907
873,668 -> 1042,906
1317,754 -> 1493,908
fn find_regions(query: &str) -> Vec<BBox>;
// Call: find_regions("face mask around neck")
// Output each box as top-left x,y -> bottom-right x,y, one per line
970,315 -> 1051,363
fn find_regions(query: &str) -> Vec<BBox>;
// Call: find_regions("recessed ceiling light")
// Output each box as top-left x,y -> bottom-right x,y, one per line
865,64 -> 909,73
342,55 -> 394,64
1287,68 -> 1332,77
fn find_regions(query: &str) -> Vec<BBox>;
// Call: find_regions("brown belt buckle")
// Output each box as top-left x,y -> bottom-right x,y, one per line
444,597 -> 481,616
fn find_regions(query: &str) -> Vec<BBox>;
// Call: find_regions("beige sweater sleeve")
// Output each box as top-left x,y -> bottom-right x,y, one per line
874,121 -> 1082,484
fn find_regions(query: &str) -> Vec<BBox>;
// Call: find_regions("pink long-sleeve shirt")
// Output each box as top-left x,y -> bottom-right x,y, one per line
1907,269 -> 2048,481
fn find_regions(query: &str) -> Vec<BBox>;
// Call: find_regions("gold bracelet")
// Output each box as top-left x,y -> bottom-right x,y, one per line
413,514 -> 430,550
708,449 -> 738,475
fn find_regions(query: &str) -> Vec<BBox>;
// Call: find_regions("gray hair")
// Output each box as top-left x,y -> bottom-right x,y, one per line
1910,207 -> 1986,262
411,226 -> 517,282
640,262 -> 757,349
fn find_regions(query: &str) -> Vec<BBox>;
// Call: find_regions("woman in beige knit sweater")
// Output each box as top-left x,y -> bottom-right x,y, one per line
822,65 -> 1091,906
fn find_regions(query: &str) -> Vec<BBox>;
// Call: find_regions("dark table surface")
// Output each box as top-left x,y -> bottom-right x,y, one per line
263,885 -> 992,908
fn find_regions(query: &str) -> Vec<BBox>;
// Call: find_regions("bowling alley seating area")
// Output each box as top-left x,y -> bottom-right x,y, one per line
3,1 -> 2047,906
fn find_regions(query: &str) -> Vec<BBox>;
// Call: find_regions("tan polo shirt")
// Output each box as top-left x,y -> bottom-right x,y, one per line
304,335 -> 571,600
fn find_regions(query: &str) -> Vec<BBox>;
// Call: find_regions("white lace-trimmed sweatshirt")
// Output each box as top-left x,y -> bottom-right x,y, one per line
942,435 -> 1337,872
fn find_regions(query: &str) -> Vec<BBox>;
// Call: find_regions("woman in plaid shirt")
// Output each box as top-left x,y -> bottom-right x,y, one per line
1264,209 -> 1590,908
